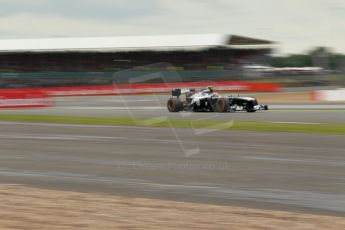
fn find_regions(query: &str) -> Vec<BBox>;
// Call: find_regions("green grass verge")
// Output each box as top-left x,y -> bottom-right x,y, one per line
0,114 -> 344,135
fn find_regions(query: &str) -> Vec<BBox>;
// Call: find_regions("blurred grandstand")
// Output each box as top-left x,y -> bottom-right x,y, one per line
0,34 -> 272,87
0,34 -> 343,88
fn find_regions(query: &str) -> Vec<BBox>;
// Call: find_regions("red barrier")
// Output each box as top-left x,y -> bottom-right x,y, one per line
42,81 -> 280,96
0,81 -> 280,108
0,90 -> 53,109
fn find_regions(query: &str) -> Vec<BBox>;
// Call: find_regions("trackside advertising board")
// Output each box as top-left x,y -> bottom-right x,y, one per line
30,81 -> 280,97
0,90 -> 53,109
0,81 -> 280,109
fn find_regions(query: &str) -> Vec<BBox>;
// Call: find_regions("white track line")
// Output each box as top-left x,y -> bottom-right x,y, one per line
0,121 -> 164,130
59,106 -> 164,110
240,156 -> 345,166
271,121 -> 324,125
0,133 -> 187,144
103,99 -> 157,102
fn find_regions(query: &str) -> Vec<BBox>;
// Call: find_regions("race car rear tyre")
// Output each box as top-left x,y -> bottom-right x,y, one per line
167,98 -> 183,112
215,98 -> 230,112
246,109 -> 256,113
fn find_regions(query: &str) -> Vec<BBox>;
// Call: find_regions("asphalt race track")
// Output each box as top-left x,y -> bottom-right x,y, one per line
0,95 -> 345,216
0,121 -> 345,215
1,95 -> 345,123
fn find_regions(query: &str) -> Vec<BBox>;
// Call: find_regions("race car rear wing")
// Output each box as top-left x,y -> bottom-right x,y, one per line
171,88 -> 195,97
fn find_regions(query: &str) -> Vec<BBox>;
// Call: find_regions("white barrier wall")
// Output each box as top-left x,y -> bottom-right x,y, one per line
315,88 -> 345,102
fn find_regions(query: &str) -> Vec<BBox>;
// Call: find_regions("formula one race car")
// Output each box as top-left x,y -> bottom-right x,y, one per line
167,87 -> 268,112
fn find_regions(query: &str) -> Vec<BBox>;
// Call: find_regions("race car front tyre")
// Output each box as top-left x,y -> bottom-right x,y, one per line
167,98 -> 183,112
215,98 -> 230,112
246,109 -> 256,113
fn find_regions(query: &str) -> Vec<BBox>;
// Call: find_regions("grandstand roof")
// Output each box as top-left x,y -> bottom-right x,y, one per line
0,34 -> 273,53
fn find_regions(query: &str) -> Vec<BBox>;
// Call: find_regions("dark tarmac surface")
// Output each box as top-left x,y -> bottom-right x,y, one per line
0,121 -> 345,215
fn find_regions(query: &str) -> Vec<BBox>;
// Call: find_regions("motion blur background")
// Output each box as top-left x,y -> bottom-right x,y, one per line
0,1 -> 345,229
0,0 -> 344,90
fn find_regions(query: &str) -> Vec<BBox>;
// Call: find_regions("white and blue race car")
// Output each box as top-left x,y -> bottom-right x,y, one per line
167,87 -> 268,112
